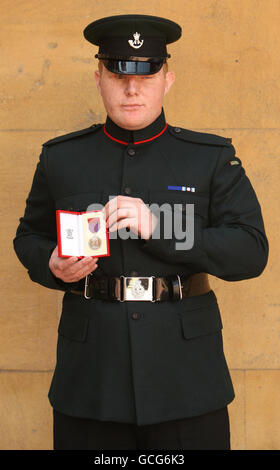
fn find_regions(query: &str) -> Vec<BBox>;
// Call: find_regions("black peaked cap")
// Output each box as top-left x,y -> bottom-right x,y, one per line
83,14 -> 181,75
84,14 -> 181,57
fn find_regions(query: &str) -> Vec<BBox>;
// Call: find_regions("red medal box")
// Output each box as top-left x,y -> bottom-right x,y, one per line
56,209 -> 110,258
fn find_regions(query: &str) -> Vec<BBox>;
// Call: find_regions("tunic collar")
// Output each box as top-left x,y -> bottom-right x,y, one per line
104,108 -> 167,145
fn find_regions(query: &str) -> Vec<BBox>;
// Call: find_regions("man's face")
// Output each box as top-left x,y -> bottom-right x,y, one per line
94,62 -> 175,130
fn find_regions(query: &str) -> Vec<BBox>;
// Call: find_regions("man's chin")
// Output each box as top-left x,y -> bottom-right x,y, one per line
116,112 -> 155,131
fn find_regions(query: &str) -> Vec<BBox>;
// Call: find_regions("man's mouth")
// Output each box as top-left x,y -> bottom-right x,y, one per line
122,104 -> 143,109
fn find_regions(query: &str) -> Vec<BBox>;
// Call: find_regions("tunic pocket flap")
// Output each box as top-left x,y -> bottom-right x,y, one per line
58,312 -> 89,342
55,192 -> 103,212
180,304 -> 223,340
148,190 -> 209,217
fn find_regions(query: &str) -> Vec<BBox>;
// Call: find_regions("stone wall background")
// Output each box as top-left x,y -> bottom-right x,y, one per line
1,0 -> 279,449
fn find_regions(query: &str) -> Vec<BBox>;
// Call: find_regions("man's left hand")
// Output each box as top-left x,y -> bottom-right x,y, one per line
102,195 -> 158,240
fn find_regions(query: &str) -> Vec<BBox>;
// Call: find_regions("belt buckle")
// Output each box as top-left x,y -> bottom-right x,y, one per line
120,276 -> 155,302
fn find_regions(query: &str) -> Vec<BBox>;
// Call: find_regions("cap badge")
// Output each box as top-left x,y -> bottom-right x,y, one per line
128,32 -> 144,49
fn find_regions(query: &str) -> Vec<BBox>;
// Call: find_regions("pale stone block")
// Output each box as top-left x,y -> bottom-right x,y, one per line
0,372 -> 53,450
228,370 -> 246,450
245,370 -> 280,450
162,0 -> 280,129
1,132 -> 61,370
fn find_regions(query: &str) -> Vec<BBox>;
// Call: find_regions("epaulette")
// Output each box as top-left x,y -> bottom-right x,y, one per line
168,126 -> 232,147
42,123 -> 103,147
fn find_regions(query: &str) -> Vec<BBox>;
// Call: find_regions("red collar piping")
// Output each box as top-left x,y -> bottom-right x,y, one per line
103,123 -> 167,146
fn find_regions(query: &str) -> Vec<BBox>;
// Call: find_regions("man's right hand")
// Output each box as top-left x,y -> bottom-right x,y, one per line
49,246 -> 99,283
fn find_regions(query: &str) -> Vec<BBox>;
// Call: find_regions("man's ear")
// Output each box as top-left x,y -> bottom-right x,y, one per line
94,70 -> 101,94
164,71 -> 175,96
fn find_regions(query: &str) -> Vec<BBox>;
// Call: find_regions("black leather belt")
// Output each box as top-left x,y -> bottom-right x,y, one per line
70,273 -> 210,301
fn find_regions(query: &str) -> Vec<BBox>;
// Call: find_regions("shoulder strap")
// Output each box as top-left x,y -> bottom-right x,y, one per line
168,125 -> 232,147
43,123 -> 103,147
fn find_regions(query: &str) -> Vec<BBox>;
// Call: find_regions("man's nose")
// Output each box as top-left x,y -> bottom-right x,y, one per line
124,76 -> 140,95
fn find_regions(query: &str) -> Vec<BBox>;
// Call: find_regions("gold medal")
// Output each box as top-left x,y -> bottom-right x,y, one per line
88,235 -> 102,250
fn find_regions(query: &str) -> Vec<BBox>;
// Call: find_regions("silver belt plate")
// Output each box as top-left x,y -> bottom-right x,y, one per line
120,276 -> 155,302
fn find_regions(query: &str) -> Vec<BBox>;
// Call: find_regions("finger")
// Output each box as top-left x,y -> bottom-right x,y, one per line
63,256 -> 95,273
109,217 -> 138,233
102,196 -> 118,220
103,196 -> 136,220
71,260 -> 99,281
57,254 -> 79,266
64,258 -> 99,282
51,254 -> 78,275
52,245 -> 58,255
73,256 -> 98,271
107,207 -> 135,228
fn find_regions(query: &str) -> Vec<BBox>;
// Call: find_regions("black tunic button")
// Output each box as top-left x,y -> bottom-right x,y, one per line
174,127 -> 181,133
132,312 -> 140,320
124,187 -> 132,195
127,148 -> 136,156
130,270 -> 138,276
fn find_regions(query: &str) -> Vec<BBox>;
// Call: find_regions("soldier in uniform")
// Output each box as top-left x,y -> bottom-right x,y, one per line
13,15 -> 268,450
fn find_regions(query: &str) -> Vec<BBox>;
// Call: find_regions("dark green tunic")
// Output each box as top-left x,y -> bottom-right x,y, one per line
13,109 -> 268,425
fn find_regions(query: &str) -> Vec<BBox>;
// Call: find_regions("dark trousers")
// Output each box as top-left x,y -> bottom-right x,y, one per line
53,407 -> 230,450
